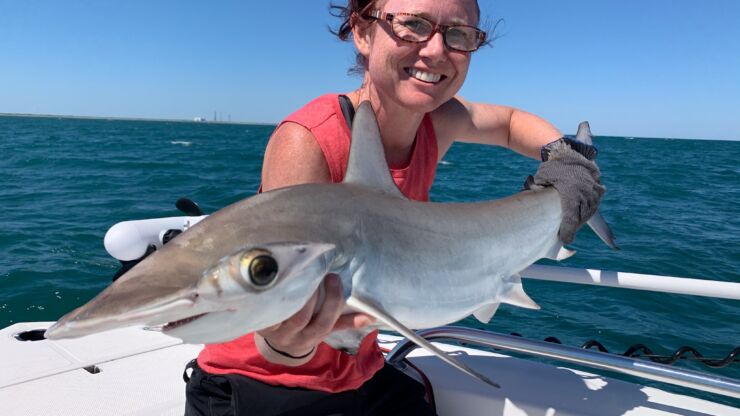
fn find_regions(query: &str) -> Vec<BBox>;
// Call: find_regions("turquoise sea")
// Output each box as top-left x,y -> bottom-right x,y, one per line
1,115 -> 738,406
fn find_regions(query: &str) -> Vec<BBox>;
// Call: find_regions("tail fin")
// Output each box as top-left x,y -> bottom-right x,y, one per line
575,121 -> 620,250
587,211 -> 619,250
575,121 -> 593,144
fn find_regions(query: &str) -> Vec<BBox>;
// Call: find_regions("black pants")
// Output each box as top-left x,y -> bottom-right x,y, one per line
184,361 -> 436,416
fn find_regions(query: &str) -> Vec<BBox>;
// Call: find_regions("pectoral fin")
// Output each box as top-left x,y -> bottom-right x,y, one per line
346,296 -> 500,389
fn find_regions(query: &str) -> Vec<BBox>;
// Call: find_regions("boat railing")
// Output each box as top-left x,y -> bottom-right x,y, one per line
386,326 -> 740,399
521,264 -> 740,300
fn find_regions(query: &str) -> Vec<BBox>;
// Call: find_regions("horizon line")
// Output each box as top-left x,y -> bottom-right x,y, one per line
0,112 -> 736,142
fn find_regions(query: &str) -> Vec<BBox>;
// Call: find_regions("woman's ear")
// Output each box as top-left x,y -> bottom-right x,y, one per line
352,15 -> 372,59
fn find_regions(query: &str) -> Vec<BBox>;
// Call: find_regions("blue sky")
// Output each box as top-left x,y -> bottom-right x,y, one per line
1,1 -> 738,140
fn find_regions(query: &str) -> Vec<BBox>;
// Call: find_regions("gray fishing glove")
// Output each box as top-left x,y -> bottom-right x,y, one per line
525,138 -> 605,245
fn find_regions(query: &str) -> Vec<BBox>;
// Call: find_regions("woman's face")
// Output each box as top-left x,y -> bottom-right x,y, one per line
361,0 -> 480,113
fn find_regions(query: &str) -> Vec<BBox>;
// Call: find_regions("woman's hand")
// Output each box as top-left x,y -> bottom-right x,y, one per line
255,274 -> 375,366
527,138 -> 605,244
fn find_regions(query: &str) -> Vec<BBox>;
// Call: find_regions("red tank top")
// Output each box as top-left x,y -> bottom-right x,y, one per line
197,94 -> 439,393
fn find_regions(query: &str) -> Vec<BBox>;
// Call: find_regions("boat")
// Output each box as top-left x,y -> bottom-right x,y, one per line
1,316 -> 738,415
2,217 -> 738,415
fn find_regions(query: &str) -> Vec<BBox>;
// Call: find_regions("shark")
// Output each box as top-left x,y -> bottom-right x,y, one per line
45,101 -> 616,387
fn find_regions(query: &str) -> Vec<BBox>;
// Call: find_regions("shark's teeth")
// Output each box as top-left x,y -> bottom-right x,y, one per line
162,313 -> 207,331
407,68 -> 443,83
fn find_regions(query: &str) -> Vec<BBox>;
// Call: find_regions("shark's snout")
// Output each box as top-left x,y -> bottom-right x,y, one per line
45,286 -> 208,340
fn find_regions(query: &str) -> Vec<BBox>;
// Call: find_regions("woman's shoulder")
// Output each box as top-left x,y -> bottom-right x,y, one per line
429,96 -> 474,149
265,93 -> 349,186
283,94 -> 342,129
430,96 -> 472,124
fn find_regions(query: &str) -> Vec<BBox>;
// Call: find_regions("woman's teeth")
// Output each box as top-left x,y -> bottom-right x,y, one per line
407,68 -> 443,83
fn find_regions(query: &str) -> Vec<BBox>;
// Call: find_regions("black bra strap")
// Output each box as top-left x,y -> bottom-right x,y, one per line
338,94 -> 355,130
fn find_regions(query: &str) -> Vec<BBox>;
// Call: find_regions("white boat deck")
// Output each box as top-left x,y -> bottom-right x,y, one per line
1,322 -> 737,416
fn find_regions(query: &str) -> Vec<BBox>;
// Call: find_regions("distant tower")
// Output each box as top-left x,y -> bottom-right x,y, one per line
214,111 -> 217,122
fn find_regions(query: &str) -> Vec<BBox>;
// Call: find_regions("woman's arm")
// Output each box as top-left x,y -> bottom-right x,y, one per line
432,96 -> 562,160
261,122 -> 332,190
432,96 -> 604,245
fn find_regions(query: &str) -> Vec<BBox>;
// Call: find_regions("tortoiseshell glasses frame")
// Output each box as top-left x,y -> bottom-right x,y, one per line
366,10 -> 487,52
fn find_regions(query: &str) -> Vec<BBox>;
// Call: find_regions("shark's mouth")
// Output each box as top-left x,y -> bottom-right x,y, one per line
163,313 -> 208,331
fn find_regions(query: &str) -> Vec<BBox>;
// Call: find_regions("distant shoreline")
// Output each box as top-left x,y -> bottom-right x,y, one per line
0,112 -> 276,127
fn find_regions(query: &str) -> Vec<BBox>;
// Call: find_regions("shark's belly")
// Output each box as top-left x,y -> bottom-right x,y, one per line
348,189 -> 562,328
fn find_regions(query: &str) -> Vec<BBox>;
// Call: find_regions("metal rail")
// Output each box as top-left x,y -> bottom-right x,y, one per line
522,264 -> 740,300
386,326 -> 740,399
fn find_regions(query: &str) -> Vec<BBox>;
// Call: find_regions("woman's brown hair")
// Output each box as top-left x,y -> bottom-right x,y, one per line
329,0 -> 380,75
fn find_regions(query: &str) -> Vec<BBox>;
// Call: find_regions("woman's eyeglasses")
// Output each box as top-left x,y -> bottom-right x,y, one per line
366,10 -> 487,53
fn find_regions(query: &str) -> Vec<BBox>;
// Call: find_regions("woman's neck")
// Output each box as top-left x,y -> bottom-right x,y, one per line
347,86 -> 425,169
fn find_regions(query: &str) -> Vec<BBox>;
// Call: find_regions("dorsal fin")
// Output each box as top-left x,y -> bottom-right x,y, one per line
343,101 -> 405,198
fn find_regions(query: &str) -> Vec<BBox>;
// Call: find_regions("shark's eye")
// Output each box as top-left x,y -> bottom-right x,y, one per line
248,255 -> 278,287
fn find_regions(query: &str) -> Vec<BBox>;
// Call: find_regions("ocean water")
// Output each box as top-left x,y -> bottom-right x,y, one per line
1,115 -> 738,406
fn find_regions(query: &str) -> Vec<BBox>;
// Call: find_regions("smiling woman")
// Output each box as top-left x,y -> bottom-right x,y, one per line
182,0 -> 607,415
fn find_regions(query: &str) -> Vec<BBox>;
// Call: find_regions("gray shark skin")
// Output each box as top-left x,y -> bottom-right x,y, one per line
45,102 -> 615,387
